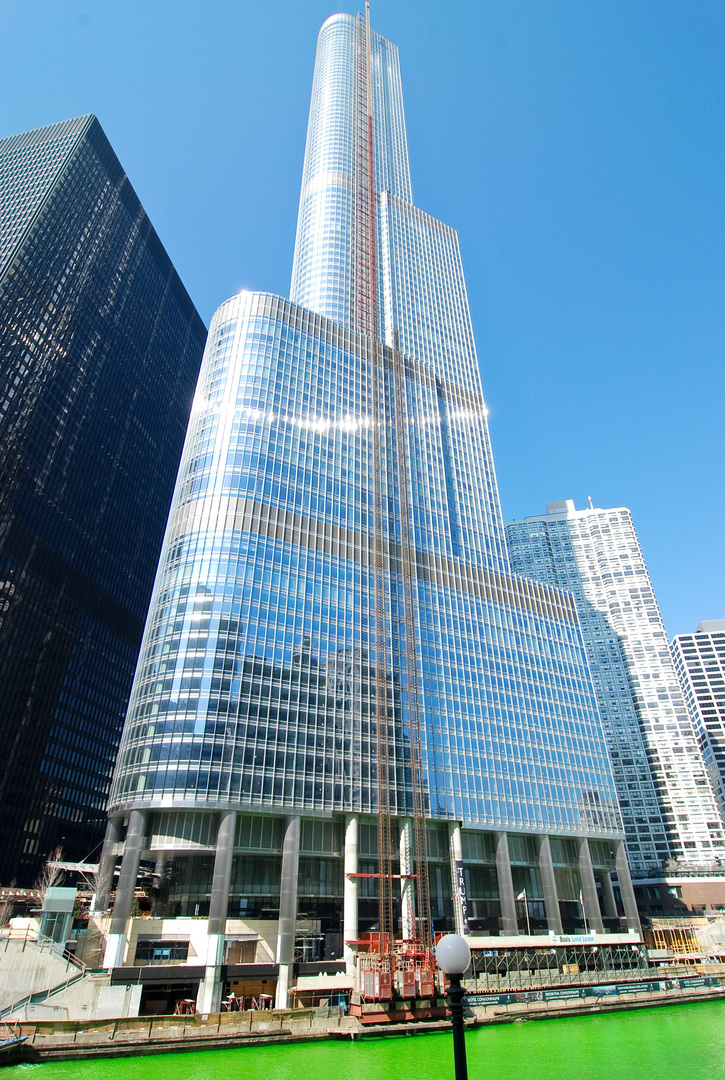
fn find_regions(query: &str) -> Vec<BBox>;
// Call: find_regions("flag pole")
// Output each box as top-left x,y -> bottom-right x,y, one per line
517,888 -> 531,936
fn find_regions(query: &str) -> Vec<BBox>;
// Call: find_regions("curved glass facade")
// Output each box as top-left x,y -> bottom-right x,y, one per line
110,288 -> 620,837
290,14 -> 411,331
102,14 -> 634,997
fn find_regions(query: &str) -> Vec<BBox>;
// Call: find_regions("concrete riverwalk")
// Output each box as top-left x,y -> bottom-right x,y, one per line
6,977 -> 725,1063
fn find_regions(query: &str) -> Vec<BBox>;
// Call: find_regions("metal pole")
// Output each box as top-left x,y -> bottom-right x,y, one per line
446,972 -> 469,1080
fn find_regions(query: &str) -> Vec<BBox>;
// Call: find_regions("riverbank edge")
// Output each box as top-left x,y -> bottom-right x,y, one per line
8,985 -> 725,1063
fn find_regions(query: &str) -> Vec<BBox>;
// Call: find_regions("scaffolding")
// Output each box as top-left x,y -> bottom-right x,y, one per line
465,943 -> 649,993
648,925 -> 700,955
358,944 -> 436,1001
354,4 -> 432,966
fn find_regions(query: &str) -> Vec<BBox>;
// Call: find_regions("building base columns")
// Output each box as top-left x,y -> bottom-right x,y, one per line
102,932 -> 127,969
275,815 -> 301,1009
615,840 -> 642,935
401,818 -> 417,942
449,822 -> 468,936
103,809 -> 147,969
495,831 -> 518,936
537,834 -> 563,935
94,816 -> 123,913
343,815 -> 359,976
600,869 -> 618,919
578,837 -> 604,933
196,933 -> 225,1014
194,810 -> 237,1013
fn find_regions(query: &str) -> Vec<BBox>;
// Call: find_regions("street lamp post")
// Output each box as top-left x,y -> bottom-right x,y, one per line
435,933 -> 472,1080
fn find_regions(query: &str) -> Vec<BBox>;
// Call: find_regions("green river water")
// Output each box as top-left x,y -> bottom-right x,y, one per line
5,1000 -> 725,1080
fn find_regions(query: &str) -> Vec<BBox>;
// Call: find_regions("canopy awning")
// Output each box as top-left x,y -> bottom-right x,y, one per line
291,973 -> 355,993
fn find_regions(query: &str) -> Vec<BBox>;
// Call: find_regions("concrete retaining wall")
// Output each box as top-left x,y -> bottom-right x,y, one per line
0,938 -> 85,1010
11,1005 -> 352,1060
469,980 -> 725,1022
8,984 -> 725,1062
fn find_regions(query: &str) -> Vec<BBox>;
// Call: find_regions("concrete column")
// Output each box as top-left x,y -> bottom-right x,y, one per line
537,834 -> 563,935
103,809 -> 147,968
400,818 -> 417,942
577,837 -> 604,933
343,815 -> 359,976
197,809 -> 237,1014
615,841 -> 642,935
208,810 -> 237,935
600,869 -> 618,919
448,822 -> 468,937
275,815 -> 301,1009
495,832 -> 518,936
94,816 -> 123,912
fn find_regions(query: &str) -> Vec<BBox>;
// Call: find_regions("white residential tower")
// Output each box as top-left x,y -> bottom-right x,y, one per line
506,501 -> 725,874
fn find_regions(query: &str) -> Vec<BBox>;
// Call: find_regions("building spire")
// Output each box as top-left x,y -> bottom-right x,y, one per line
289,12 -> 411,332
365,2 -> 372,117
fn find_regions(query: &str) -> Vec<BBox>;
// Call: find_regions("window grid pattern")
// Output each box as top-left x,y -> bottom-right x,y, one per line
110,293 -> 621,838
507,504 -> 724,870
0,115 -> 89,274
290,14 -> 411,332
672,627 -> 725,828
0,114 -> 205,884
380,193 -> 508,574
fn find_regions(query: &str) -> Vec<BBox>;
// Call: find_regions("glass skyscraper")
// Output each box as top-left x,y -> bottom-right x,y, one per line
507,501 -> 725,877
0,115 -> 206,885
104,13 -> 638,1012
672,622 -> 725,824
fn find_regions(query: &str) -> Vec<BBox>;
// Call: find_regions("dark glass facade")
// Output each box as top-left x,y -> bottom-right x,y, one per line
0,115 -> 206,884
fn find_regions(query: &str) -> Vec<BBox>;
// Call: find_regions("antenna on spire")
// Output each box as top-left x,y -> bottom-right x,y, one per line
365,2 -> 373,118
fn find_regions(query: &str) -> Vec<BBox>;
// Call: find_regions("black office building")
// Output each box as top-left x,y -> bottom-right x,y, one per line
0,115 -> 206,884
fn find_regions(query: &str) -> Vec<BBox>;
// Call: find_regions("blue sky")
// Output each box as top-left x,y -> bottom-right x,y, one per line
2,1 -> 723,637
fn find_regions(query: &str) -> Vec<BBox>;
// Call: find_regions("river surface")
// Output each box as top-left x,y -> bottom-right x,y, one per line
5,1000 -> 725,1079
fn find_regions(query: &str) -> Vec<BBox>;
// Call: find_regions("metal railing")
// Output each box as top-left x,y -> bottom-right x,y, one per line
0,968 -> 89,1020
0,932 -> 93,1019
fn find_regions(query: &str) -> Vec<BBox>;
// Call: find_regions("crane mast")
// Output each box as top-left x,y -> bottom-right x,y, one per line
351,3 -> 433,967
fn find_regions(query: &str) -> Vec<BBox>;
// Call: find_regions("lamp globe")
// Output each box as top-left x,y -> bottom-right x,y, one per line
435,934 -> 471,975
